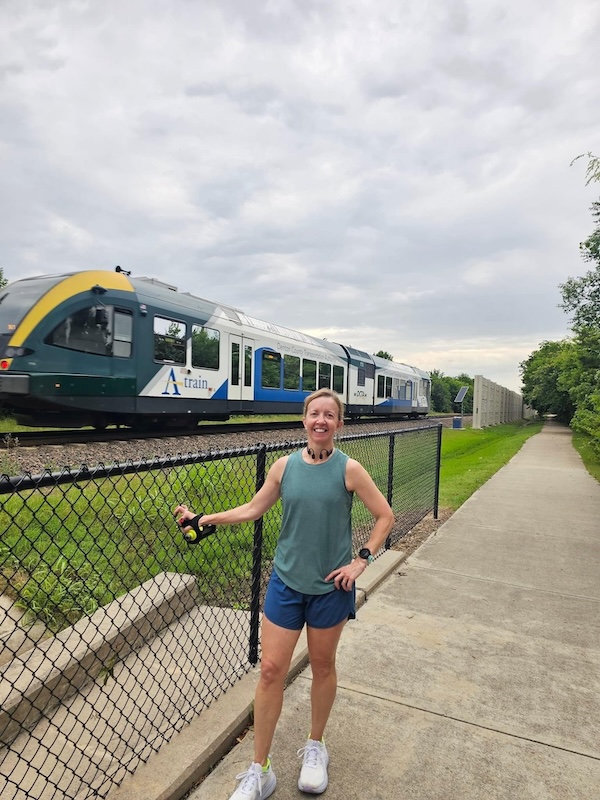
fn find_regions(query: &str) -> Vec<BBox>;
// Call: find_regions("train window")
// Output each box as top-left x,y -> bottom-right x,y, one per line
46,304 -> 116,357
112,310 -> 132,358
231,342 -> 240,386
357,368 -> 365,387
333,365 -> 344,394
262,351 -> 281,388
318,362 -> 331,389
284,355 -> 301,390
302,359 -> 316,392
244,344 -> 252,387
154,317 -> 186,364
192,325 -> 219,370
377,375 -> 385,398
385,377 -> 393,397
365,363 -> 375,380
398,380 -> 407,400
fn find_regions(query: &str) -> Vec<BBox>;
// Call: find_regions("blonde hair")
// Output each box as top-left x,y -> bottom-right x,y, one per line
302,388 -> 344,421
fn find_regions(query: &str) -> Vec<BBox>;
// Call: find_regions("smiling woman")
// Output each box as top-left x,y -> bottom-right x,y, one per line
174,387 -> 395,799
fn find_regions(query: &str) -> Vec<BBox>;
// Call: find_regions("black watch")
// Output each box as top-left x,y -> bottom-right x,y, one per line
358,547 -> 375,565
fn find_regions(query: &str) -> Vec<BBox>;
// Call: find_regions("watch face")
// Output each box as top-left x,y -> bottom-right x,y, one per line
359,548 -> 371,560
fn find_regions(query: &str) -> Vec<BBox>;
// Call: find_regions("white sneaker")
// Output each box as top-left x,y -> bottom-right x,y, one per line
297,739 -> 329,794
230,760 -> 276,799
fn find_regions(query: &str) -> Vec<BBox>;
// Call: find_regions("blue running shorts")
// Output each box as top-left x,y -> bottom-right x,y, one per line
264,569 -> 356,630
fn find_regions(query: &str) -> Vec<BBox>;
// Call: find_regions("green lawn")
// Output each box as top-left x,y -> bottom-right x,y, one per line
572,429 -> 600,483
438,419 -> 600,511
3,417 -> 599,632
438,421 -> 543,510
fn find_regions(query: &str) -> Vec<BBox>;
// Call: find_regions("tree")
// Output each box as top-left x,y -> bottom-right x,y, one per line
521,152 -> 600,454
374,350 -> 393,360
0,267 -> 7,289
571,151 -> 600,186
560,154 -> 600,330
429,369 -> 474,413
431,378 -> 452,412
519,340 -> 576,422
452,373 -> 474,414
564,326 -> 600,456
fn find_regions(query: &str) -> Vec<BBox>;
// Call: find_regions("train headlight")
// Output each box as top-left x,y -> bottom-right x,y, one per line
4,347 -> 33,358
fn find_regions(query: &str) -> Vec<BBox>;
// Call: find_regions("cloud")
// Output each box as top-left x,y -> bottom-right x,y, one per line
1,0 -> 599,393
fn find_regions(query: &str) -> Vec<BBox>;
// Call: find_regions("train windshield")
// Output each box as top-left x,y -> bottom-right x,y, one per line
0,277 -> 63,332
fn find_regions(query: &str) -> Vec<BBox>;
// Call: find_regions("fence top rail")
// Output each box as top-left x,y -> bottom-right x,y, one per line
335,422 -> 441,444
0,423 -> 442,494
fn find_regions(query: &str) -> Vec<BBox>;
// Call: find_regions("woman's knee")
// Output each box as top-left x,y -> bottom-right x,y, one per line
309,654 -> 337,681
259,654 -> 289,687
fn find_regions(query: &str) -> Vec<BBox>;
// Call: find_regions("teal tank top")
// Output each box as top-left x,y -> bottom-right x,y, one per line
273,449 -> 353,595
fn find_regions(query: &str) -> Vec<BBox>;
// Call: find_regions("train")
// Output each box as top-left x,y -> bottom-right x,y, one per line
0,267 -> 431,430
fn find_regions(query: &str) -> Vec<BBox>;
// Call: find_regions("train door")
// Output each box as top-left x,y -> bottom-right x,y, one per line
228,334 -> 254,402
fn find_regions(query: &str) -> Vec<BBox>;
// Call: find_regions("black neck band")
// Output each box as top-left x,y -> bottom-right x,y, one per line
307,447 -> 333,461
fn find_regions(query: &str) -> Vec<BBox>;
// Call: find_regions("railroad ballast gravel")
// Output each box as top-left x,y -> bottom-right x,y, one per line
4,418 -> 458,477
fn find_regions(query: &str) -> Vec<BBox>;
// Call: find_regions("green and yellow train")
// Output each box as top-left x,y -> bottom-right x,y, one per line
0,268 -> 431,430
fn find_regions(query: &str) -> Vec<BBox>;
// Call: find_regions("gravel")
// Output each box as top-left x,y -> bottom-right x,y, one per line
3,418 -> 453,477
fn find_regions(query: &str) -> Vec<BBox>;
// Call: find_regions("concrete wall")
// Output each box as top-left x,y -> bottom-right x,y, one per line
472,375 -> 527,429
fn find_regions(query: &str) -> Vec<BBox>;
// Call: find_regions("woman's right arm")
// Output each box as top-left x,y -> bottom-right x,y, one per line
174,455 -> 288,528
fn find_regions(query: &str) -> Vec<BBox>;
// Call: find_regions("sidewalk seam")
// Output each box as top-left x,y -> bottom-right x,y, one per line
409,565 -> 600,602
336,682 -> 600,762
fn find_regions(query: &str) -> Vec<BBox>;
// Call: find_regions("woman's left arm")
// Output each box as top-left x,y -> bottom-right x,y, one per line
326,459 -> 395,590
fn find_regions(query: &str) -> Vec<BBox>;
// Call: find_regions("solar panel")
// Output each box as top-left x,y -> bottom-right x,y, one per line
454,386 -> 469,403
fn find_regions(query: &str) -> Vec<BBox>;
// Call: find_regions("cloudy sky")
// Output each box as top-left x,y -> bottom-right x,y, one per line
1,1 -> 599,393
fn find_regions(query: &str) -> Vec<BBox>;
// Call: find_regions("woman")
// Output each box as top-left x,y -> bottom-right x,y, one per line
175,388 -> 394,799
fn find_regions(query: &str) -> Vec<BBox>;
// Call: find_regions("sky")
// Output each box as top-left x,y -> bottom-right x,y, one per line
1,1 -> 599,394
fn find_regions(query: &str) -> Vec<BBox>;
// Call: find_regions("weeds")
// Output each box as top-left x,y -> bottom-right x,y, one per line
0,433 -> 19,477
13,557 -> 100,631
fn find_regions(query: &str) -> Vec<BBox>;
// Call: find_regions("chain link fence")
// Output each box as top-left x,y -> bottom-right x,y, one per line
0,423 -> 441,800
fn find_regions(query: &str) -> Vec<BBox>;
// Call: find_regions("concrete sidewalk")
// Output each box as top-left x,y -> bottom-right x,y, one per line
112,422 -> 600,800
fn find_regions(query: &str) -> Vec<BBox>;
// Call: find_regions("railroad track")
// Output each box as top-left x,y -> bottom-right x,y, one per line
0,416 -> 452,449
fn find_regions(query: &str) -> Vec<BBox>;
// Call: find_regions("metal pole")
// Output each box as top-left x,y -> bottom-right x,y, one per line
249,445 -> 266,665
385,433 -> 395,549
433,424 -> 442,520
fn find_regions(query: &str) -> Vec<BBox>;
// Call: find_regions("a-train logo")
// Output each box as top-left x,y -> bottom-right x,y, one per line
161,367 -> 210,395
162,367 -> 182,396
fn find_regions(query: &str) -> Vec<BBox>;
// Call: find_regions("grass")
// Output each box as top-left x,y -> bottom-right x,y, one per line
0,415 -> 29,434
438,420 -> 600,511
572,429 -> 600,483
438,420 -> 544,510
4,417 -> 599,632
0,449 -> 292,630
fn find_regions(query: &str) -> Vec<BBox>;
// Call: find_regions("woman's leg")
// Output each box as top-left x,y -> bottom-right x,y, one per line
253,616 -> 302,765
305,618 -> 347,741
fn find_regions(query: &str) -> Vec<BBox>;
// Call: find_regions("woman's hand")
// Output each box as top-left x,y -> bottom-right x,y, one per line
173,504 -> 196,529
325,558 -> 368,591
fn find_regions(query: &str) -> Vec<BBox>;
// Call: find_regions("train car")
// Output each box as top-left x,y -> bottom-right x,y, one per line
372,354 -> 431,417
0,268 -> 430,429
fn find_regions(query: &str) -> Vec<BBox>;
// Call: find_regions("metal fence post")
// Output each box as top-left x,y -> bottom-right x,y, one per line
249,444 -> 267,665
385,433 -> 395,549
433,423 -> 442,520
387,432 -> 395,506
